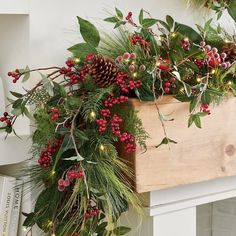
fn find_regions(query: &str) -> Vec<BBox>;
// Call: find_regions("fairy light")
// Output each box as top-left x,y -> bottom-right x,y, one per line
224,38 -> 230,43
171,32 -> 177,38
100,144 -> 105,151
51,234 -> 56,236
51,170 -> 56,176
228,81 -> 233,85
73,57 -> 81,64
156,61 -> 161,67
179,87 -> 185,93
197,77 -> 202,83
90,111 -> 96,119
211,69 -> 216,75
132,72 -> 138,78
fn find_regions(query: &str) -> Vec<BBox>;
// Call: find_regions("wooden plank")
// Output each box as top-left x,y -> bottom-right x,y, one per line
122,96 -> 236,193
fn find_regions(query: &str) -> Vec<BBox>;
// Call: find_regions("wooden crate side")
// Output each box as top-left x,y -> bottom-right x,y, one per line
127,97 -> 236,193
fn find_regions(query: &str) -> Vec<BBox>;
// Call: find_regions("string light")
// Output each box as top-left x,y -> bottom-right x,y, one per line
73,57 -> 81,64
132,72 -> 138,78
211,69 -> 216,75
51,170 -> 56,176
171,32 -> 177,38
51,234 -> 56,236
197,77 -> 202,83
90,111 -> 96,119
156,61 -> 161,67
99,144 -> 105,151
228,81 -> 233,85
179,87 -> 185,93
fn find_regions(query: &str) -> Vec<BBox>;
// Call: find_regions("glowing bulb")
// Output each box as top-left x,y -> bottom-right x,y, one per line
179,87 -> 185,93
51,234 -> 56,236
100,144 -> 105,151
51,170 -> 56,176
47,221 -> 53,227
132,72 -> 138,78
171,32 -> 177,38
224,38 -> 230,43
73,57 -> 81,64
211,69 -> 216,75
90,111 -> 96,119
156,61 -> 161,67
228,81 -> 232,85
197,77 -> 202,83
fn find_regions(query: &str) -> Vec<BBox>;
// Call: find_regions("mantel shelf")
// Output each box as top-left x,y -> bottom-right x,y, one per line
0,134 -> 30,165
0,0 -> 29,14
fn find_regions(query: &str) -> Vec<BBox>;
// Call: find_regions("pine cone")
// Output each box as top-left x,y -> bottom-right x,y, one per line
221,43 -> 236,63
90,55 -> 118,87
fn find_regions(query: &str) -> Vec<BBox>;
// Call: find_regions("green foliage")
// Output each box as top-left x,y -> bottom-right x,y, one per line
77,17 -> 100,47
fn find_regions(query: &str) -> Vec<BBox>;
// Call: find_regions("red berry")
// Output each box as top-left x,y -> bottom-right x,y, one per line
164,87 -> 170,93
53,107 -> 59,113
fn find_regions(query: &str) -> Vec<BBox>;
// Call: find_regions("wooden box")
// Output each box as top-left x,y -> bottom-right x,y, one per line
122,96 -> 236,193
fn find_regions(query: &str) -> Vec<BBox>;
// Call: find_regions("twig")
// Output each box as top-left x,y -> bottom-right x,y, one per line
152,73 -> 171,150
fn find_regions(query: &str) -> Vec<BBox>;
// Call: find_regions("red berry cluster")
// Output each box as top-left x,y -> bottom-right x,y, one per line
38,137 -> 63,168
84,207 -> 100,219
96,119 -> 107,133
194,59 -> 205,68
200,104 -> 211,115
125,11 -> 133,22
119,132 -> 136,153
181,37 -> 190,50
66,59 -> 75,67
8,69 -> 21,83
116,73 -> 142,93
104,93 -> 128,107
163,77 -> 176,93
0,112 -> 13,127
115,52 -> 137,63
58,168 -> 84,192
48,107 -> 61,121
97,106 -> 136,153
60,63 -> 90,85
199,41 -> 230,69
157,58 -> 171,72
131,34 -> 150,50
86,53 -> 94,62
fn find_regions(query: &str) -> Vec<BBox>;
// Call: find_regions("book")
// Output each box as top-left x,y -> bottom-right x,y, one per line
0,175 -> 16,236
9,179 -> 23,236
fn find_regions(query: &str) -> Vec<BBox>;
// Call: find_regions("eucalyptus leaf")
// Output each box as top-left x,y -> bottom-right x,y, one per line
142,18 -> 158,28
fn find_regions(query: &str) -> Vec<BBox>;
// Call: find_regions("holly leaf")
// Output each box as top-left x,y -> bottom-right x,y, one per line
175,22 -> 202,42
155,137 -> 177,148
77,17 -> 100,47
104,17 -> 119,23
68,42 -> 97,59
166,15 -> 174,30
142,18 -> 158,28
139,8 -> 144,24
115,8 -> 123,19
22,212 -> 35,227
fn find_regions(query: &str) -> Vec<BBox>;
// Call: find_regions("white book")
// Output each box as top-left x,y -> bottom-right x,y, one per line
0,175 -> 16,236
9,179 -> 23,236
